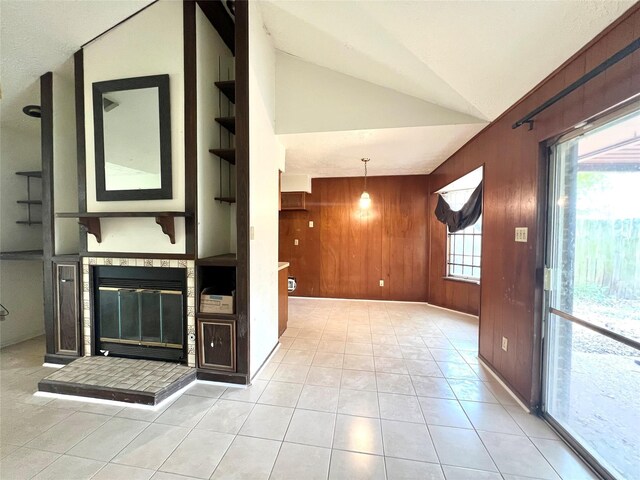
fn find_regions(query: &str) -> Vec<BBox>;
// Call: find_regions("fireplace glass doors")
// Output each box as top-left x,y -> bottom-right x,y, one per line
94,266 -> 186,362
99,287 -> 183,347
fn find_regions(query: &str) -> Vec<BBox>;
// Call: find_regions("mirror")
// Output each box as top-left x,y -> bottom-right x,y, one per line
93,74 -> 172,201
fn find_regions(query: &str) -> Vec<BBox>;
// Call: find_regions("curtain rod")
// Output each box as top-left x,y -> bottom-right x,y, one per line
512,37 -> 640,130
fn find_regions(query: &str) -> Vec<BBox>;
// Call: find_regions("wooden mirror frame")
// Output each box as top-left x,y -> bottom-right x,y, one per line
93,74 -> 172,201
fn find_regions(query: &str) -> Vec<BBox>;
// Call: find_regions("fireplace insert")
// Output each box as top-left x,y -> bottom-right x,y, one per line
93,266 -> 186,362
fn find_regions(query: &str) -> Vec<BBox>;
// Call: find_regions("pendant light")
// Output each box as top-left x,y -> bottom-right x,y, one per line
359,158 -> 371,209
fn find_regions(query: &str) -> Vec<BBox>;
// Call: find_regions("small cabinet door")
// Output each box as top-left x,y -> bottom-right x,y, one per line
55,262 -> 80,355
281,192 -> 306,210
198,319 -> 236,371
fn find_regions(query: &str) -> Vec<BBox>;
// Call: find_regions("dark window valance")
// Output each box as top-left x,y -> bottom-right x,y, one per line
434,181 -> 483,233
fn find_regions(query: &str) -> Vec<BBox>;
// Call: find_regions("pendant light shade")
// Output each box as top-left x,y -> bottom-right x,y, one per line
359,191 -> 371,209
360,158 -> 371,209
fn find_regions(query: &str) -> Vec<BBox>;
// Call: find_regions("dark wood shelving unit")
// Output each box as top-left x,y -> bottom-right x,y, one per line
214,197 -> 236,204
16,220 -> 43,225
215,116 -> 235,134
209,148 -> 236,164
16,171 -> 42,178
0,250 -> 44,261
56,211 -> 192,244
215,80 -> 235,103
196,312 -> 237,321
15,170 -> 42,226
197,253 -> 237,267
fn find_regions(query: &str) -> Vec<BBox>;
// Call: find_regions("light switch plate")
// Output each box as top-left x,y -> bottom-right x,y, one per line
294,239 -> 299,246
309,221 -> 314,228
379,279 -> 384,287
515,227 -> 528,242
501,337 -> 508,352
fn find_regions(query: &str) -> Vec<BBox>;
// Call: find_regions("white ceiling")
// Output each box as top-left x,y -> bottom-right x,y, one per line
262,0 -> 634,177
278,123 -> 485,177
0,0 -> 633,179
0,0 -> 153,133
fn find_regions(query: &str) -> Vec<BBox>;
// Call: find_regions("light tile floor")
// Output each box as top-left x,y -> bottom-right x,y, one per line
0,299 -> 598,479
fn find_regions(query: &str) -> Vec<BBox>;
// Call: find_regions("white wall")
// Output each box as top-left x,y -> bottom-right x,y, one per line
0,124 -> 45,346
249,1 -> 285,378
196,5 -> 235,258
275,51 -> 482,135
53,60 -> 80,255
281,173 -> 311,193
83,0 -> 186,253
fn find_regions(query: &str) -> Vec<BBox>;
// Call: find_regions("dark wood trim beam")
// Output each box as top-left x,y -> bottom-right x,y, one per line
74,49 -> 88,254
234,0 -> 249,376
184,0 -> 197,257
81,252 -> 196,260
41,72 -> 56,357
44,353 -> 78,365
196,370 -> 248,385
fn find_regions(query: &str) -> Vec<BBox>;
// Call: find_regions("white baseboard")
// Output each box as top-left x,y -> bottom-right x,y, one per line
289,296 -> 430,305
478,356 -> 530,413
0,330 -> 45,349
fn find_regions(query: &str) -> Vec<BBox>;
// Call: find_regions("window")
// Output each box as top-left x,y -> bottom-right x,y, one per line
443,188 -> 482,280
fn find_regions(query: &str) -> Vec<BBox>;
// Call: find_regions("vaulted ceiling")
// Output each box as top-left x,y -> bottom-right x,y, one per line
0,0 -> 153,133
261,0 -> 634,177
0,0 -> 634,178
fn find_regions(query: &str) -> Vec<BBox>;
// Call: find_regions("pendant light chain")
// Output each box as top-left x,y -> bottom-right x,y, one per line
364,159 -> 368,190
360,158 -> 372,210
362,157 -> 370,190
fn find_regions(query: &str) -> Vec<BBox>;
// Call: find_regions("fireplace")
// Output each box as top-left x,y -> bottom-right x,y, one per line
93,266 -> 187,362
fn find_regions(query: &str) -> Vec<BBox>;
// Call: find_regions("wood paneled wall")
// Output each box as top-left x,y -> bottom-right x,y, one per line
428,5 -> 640,408
279,175 -> 429,302
428,202 -> 480,316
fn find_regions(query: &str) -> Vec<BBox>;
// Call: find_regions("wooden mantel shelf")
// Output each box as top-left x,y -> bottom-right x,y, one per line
56,212 -> 192,244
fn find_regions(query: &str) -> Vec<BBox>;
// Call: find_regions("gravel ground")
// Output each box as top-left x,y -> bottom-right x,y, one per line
573,298 -> 639,355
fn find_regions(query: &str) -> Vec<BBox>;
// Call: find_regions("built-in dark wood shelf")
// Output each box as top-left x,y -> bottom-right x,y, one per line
209,148 -> 236,165
214,197 -> 236,204
17,200 -> 42,205
16,221 -> 42,225
196,312 -> 237,321
215,80 -> 235,103
215,116 -> 235,135
15,171 -> 42,178
56,211 -> 192,244
0,250 -> 44,261
52,253 -> 81,262
197,253 -> 237,266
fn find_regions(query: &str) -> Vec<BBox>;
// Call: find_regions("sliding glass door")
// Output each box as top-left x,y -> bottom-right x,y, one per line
543,105 -> 640,479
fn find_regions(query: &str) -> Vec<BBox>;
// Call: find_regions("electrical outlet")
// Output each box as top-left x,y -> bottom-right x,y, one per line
309,221 -> 314,228
294,239 -> 299,246
515,227 -> 528,242
379,279 -> 384,287
501,336 -> 508,352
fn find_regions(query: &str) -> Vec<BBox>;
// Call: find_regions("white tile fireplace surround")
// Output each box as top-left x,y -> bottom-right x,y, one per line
81,257 -> 196,367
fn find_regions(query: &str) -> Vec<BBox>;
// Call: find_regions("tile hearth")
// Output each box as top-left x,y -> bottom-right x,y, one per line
38,356 -> 195,406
